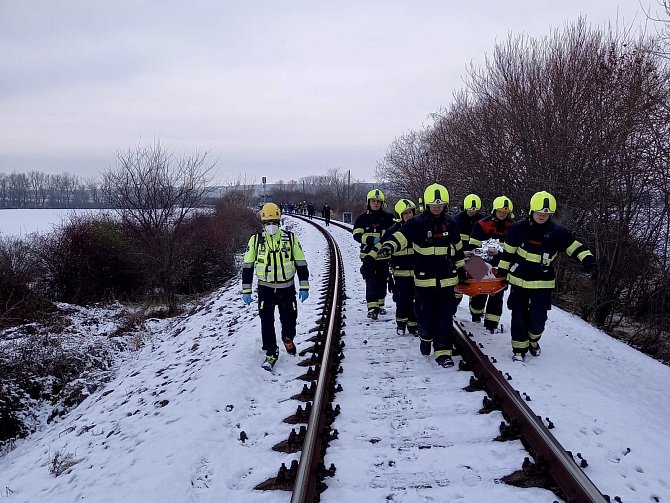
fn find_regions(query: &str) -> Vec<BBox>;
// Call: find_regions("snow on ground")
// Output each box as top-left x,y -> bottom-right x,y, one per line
1,216 -> 669,502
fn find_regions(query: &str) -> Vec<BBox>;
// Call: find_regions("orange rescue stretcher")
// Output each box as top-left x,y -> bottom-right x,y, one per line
454,277 -> 506,296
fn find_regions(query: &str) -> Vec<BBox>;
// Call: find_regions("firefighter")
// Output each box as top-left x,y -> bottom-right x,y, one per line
497,191 -> 598,362
454,194 -> 485,245
453,194 -> 485,307
376,183 -> 466,368
383,198 -> 418,335
353,188 -> 395,319
241,202 -> 310,371
468,195 -> 514,332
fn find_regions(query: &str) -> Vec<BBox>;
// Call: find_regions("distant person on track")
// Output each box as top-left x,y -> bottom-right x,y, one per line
353,189 -> 395,320
307,203 -> 315,220
322,203 -> 332,226
241,202 -> 310,371
376,183 -> 466,368
468,195 -> 514,333
453,194 -> 485,308
381,198 -> 418,335
497,191 -> 598,363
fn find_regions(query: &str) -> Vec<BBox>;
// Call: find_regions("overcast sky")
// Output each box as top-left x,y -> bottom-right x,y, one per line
0,1 -> 656,184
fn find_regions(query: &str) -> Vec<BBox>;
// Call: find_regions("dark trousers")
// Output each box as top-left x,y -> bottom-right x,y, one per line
507,287 -> 552,354
363,259 -> 388,310
470,290 -> 505,327
415,286 -> 457,353
257,284 -> 297,355
393,276 -> 416,327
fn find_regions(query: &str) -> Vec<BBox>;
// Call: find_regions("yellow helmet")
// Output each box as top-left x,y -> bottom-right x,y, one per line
530,191 -> 557,214
260,202 -> 281,221
463,194 -> 481,211
492,195 -> 513,213
394,199 -> 416,220
423,183 -> 449,206
366,188 -> 385,202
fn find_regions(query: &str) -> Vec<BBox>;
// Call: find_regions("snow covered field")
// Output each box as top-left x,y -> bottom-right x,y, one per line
0,208 -> 105,237
1,216 -> 669,502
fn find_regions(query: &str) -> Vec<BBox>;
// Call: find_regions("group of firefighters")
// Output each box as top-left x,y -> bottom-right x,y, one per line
241,183 -> 598,370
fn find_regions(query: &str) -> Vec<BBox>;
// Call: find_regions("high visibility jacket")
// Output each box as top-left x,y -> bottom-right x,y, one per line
377,211 -> 465,288
498,218 -> 595,290
382,221 -> 414,278
353,208 -> 395,259
469,215 -> 513,266
454,210 -> 484,245
241,229 -> 309,293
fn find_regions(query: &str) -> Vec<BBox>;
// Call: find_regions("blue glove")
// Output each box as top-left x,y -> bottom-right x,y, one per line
298,290 -> 309,302
373,237 -> 381,245
242,293 -> 252,305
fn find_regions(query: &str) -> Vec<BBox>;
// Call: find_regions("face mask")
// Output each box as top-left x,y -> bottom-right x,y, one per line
264,224 -> 279,235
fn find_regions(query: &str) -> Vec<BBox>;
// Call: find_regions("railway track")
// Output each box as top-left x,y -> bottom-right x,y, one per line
257,215 -> 610,503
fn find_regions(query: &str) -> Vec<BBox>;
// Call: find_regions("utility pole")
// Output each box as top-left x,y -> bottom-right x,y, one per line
262,176 -> 267,203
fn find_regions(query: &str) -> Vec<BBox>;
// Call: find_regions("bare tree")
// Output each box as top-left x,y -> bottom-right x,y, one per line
102,141 -> 215,310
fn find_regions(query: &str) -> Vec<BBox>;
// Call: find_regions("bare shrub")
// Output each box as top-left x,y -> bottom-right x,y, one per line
0,236 -> 50,328
38,214 -> 143,305
49,448 -> 80,476
102,141 -> 215,310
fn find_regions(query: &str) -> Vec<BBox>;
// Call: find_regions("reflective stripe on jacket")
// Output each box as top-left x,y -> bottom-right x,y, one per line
497,218 -> 595,289
379,211 -> 465,288
353,209 -> 395,259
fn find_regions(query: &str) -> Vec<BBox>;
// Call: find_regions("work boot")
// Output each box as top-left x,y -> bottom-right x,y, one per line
529,343 -> 541,357
484,320 -> 497,334
471,314 -> 481,323
436,355 -> 454,368
419,338 -> 432,356
262,351 -> 279,371
396,323 -> 406,335
378,307 -> 387,315
407,325 -> 418,336
367,309 -> 378,320
512,353 -> 525,363
282,338 -> 297,356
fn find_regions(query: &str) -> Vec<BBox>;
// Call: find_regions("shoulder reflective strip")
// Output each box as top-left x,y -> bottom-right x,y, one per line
566,240 -> 581,256
508,275 -> 555,289
460,234 -> 470,242
577,250 -> 593,261
469,238 -> 482,247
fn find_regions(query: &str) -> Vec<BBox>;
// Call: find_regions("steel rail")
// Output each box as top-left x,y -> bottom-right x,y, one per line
290,217 -> 343,503
289,214 -> 608,502
453,323 -> 608,502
